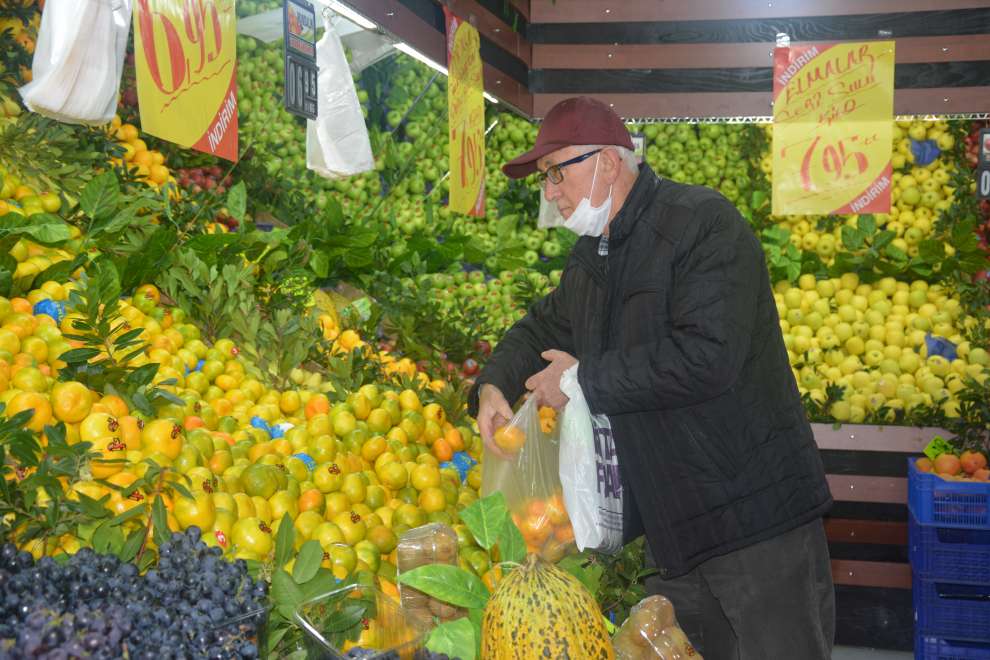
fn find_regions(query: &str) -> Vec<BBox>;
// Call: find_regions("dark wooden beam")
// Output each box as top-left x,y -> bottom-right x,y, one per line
825,519 -> 908,545
529,61 -> 990,95
831,559 -> 912,589
529,0 -> 990,23
533,35 -> 990,70
527,8 -> 990,44
532,85 -> 990,119
827,475 -> 907,505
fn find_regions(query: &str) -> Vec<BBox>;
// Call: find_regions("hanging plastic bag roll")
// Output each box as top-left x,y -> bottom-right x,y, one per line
20,0 -> 131,126
306,10 -> 374,179
558,363 -> 624,554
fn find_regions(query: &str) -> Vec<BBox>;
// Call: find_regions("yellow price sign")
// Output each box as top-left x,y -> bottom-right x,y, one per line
772,41 -> 894,215
444,9 -> 486,217
134,0 -> 238,162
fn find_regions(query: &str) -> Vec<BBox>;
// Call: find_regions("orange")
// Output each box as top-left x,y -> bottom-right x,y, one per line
89,435 -> 129,479
418,487 -> 446,513
141,419 -> 184,460
553,523 -> 575,544
493,425 -> 525,453
117,416 -> 143,449
960,451 -> 988,476
50,381 -> 93,423
174,491 -> 217,531
915,457 -> 933,473
9,298 -> 32,314
546,494 -> 570,526
11,366 -> 46,393
7,391 -> 52,433
410,464 -> 440,491
298,488 -> 326,515
443,425 -> 464,452
432,438 -> 453,462
80,413 -> 122,443
520,514 -> 552,546
100,395 -> 129,418
934,453 -> 962,476
305,393 -> 330,419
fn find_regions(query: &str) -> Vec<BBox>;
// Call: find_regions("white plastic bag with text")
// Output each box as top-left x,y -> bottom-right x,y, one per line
306,15 -> 374,179
559,364 -> 624,554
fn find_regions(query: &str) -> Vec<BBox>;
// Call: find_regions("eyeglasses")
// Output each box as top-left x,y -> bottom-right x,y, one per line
536,148 -> 602,187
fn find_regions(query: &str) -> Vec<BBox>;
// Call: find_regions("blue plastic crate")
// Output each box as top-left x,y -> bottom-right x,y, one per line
914,577 -> 990,642
916,633 -> 990,660
910,513 -> 990,584
908,458 -> 990,530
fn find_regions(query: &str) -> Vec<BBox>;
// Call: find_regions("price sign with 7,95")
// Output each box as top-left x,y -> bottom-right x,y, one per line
979,128 -> 990,200
771,41 -> 895,215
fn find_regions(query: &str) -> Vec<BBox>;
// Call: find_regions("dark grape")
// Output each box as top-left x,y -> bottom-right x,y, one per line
0,530 -> 266,659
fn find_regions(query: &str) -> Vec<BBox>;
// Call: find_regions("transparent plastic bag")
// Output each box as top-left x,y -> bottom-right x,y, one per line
559,364 -> 624,554
20,0 -> 131,125
395,523 -> 462,628
613,595 -> 703,660
306,13 -> 374,179
481,397 -> 576,562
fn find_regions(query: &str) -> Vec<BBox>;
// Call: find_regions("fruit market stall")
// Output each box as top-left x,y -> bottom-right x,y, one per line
0,0 -> 988,658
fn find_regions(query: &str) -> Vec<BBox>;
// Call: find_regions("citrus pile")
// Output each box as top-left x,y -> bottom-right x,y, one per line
1,266 -> 490,586
777,272 -> 989,421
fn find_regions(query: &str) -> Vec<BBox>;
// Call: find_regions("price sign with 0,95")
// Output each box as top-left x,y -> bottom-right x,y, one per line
979,128 -> 990,200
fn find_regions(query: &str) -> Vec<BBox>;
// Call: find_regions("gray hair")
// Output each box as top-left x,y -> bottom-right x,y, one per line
581,144 -> 639,175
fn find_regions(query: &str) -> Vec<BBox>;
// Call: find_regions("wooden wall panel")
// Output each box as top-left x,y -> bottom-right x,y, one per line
533,35 -> 990,70
529,0 -> 990,24
532,86 -> 990,119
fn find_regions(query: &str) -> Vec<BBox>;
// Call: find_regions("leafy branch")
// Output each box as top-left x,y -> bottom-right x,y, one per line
59,257 -> 183,416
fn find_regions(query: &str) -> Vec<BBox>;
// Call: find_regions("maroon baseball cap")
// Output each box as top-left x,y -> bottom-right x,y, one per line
502,96 -> 634,179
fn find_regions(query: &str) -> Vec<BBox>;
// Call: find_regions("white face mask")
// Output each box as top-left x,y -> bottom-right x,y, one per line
563,153 -> 612,237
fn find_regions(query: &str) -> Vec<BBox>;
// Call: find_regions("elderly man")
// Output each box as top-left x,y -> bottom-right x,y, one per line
468,97 -> 835,659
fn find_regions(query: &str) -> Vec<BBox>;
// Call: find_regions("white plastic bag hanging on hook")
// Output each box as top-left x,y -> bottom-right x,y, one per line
306,7 -> 374,179
20,0 -> 131,126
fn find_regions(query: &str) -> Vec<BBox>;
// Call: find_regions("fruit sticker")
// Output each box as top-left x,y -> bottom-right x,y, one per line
444,8 -> 486,217
772,41 -> 894,215
133,0 -> 239,161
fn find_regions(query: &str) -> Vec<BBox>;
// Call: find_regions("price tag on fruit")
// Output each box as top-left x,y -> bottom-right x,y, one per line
771,41 -> 895,215
133,0 -> 239,161
923,436 -> 955,462
282,0 -> 318,119
444,8 -> 486,217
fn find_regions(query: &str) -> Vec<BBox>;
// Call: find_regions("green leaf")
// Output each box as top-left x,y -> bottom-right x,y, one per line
872,230 -> 895,250
226,181 -> 247,221
557,554 -> 603,597
496,518 -> 525,563
118,527 -> 145,562
460,492 -> 508,550
0,213 -> 71,245
92,519 -> 124,554
58,347 -> 100,364
271,568 -> 306,620
427,618 -> 476,660
274,512 -> 295,568
151,495 -> 171,547
397,564 -> 489,609
885,243 -> 908,261
858,214 -> 876,234
79,171 -> 121,220
919,239 -> 944,263
293,540 -> 323,584
310,251 -> 329,279
841,226 -> 865,250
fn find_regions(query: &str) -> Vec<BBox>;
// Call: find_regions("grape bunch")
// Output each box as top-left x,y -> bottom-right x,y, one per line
0,527 -> 268,659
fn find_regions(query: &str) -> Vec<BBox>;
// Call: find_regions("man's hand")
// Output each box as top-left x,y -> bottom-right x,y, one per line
477,383 -> 514,459
524,350 -> 578,410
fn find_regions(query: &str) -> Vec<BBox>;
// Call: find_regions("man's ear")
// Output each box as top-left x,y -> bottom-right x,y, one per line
602,148 -> 622,183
